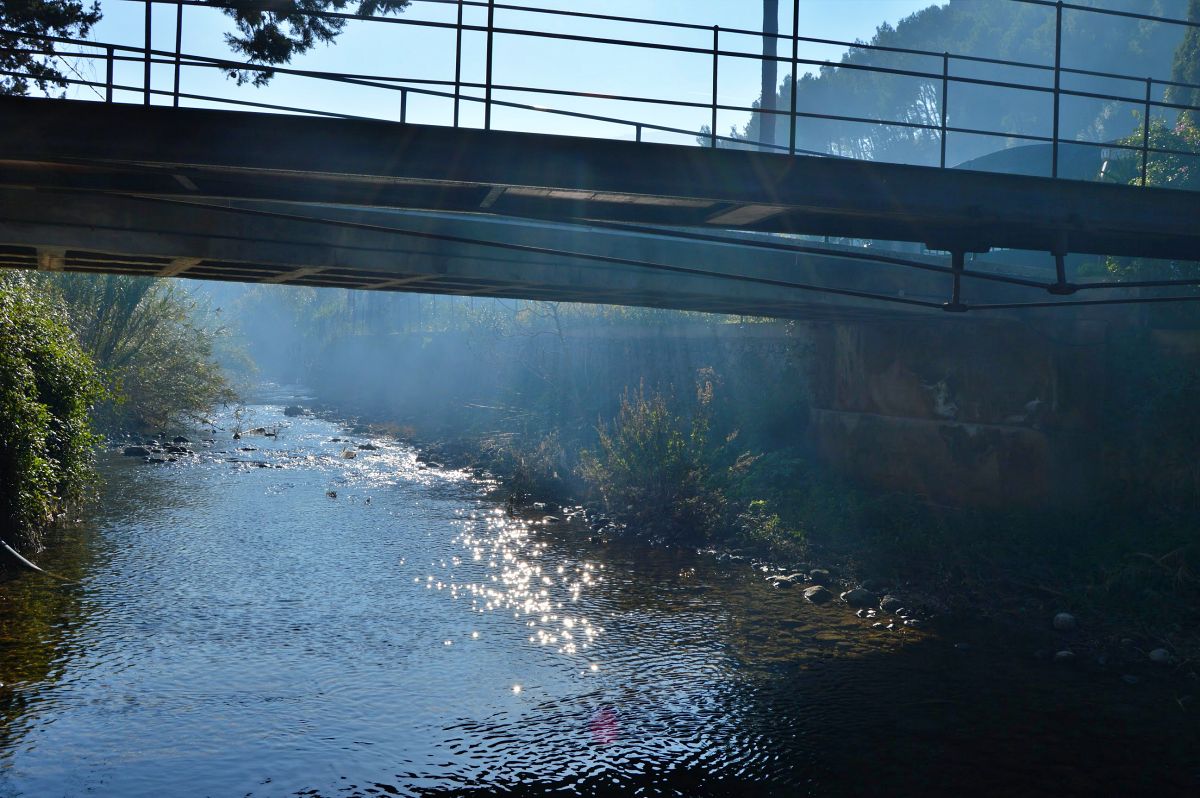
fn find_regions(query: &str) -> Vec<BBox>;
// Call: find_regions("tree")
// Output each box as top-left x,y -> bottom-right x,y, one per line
218,0 -> 411,86
0,0 -> 411,95
1166,0 -> 1200,124
0,0 -> 101,96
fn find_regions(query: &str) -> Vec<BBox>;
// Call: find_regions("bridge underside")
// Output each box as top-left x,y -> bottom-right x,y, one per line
2,97 -> 1198,320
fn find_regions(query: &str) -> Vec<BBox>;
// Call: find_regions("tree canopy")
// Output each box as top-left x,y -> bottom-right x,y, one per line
0,0 -> 410,95
729,0 -> 1191,167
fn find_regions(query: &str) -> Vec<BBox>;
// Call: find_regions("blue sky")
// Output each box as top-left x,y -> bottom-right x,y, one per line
61,0 -> 943,145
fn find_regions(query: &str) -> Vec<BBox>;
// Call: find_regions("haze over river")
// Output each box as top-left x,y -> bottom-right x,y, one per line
0,389 -> 1194,796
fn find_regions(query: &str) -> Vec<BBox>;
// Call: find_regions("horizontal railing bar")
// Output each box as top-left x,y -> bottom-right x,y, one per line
1010,0 -> 1200,31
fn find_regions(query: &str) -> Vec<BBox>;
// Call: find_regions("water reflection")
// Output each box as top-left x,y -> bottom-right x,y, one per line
0,390 -> 1192,797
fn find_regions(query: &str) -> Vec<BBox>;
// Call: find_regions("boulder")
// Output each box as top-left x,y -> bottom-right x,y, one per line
122,445 -> 151,457
1053,612 -> 1077,632
808,568 -> 832,586
840,588 -> 877,608
803,585 -> 833,604
283,405 -> 307,417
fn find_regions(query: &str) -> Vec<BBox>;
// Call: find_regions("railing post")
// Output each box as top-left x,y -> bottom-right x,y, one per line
940,52 -> 949,168
711,25 -> 719,148
401,88 -> 408,123
1141,77 -> 1152,187
453,0 -> 463,127
789,0 -> 799,155
1052,0 -> 1062,178
105,46 -> 114,102
484,0 -> 494,130
173,0 -> 183,107
144,0 -> 152,105
635,124 -> 642,143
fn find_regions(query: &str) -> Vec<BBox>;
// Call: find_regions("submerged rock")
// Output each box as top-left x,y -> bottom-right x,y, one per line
1053,612 -> 1077,632
840,588 -> 876,608
803,585 -> 833,604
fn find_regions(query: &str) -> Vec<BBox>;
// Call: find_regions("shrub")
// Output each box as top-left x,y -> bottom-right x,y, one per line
41,274 -> 236,431
580,378 -> 723,543
0,274 -> 102,548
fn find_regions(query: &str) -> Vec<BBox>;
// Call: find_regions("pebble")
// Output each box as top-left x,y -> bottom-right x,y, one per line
1053,612 -> 1077,632
1149,648 -> 1172,664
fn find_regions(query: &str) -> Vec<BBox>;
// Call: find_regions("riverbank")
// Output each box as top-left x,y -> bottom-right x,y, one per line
302,396 -> 1200,694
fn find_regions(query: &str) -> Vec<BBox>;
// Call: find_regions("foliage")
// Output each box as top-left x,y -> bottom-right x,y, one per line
0,0 -> 101,96
0,0 -> 410,95
0,273 -> 101,548
1166,0 -> 1200,123
40,274 -> 236,431
580,375 -> 724,544
721,0 -> 1188,167
215,0 -> 411,86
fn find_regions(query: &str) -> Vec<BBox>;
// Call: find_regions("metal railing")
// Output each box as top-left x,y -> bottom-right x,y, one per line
1,0 -> 1199,184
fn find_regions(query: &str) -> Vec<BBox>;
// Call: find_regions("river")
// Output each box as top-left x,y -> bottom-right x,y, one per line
0,389 -> 1195,797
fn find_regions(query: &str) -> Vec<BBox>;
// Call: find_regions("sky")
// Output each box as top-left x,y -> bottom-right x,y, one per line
56,0 -> 944,146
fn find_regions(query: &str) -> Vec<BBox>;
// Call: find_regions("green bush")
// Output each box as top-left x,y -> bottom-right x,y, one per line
0,274 -> 102,548
41,273 -> 235,431
580,377 -> 723,543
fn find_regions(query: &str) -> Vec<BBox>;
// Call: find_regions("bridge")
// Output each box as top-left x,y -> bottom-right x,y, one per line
3,0 -> 1200,320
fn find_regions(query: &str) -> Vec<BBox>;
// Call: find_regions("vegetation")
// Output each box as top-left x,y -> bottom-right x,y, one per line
0,0 -> 410,96
580,378 -> 724,544
718,0 -> 1189,166
40,274 -> 236,431
0,273 -> 102,548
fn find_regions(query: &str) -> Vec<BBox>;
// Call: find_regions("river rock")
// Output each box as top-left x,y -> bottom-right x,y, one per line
903,618 -> 922,628
283,405 -> 307,417
808,568 -> 832,585
840,588 -> 876,608
357,443 -> 380,451
1054,650 -> 1076,664
172,436 -> 190,444
766,573 -> 803,589
1053,612 -> 1077,631
880,595 -> 903,613
123,445 -> 151,457
1149,648 -> 1172,664
872,622 -> 886,629
803,585 -> 833,604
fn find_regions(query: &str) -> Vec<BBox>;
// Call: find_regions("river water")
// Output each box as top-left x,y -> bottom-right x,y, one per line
0,389 -> 1195,797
